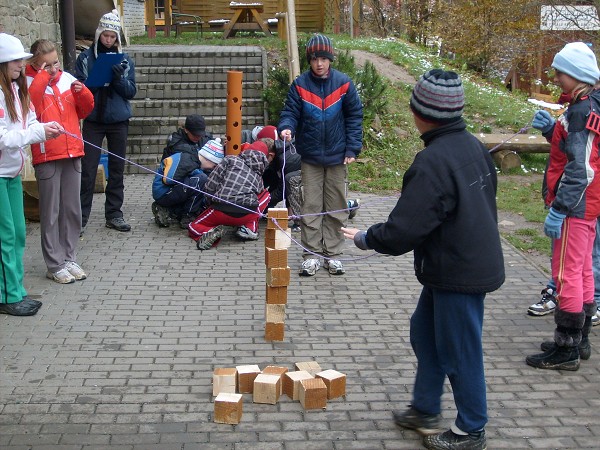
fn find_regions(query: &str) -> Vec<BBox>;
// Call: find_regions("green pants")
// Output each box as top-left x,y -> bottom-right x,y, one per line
0,176 -> 27,304
300,162 -> 348,258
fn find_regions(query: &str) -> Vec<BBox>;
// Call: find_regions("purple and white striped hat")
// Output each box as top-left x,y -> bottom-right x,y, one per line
410,69 -> 464,124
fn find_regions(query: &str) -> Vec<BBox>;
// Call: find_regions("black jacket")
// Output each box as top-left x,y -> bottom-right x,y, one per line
366,119 -> 505,294
161,128 -> 212,161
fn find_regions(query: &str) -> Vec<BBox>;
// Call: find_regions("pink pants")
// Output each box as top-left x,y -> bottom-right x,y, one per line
188,189 -> 270,241
552,217 -> 596,313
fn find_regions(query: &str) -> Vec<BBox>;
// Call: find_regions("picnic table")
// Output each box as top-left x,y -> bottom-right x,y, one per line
222,2 -> 272,38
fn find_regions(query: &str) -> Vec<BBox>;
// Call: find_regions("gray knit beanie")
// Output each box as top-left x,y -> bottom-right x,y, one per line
410,69 -> 465,124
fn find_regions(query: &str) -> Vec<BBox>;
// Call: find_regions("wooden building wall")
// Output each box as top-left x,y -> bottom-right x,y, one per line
177,0 -> 325,32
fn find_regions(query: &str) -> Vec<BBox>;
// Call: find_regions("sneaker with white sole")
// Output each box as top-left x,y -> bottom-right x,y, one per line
527,287 -> 557,316
106,217 -> 131,232
196,226 -> 223,250
65,261 -> 87,281
235,225 -> 259,241
324,258 -> 345,275
592,307 -> 600,327
46,267 -> 75,284
299,258 -> 321,276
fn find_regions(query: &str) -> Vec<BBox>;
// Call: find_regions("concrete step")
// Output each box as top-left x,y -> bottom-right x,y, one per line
127,45 -> 265,68
136,65 -> 264,84
136,81 -> 264,100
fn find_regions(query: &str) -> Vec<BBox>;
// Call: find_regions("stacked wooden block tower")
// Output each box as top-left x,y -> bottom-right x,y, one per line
264,208 -> 292,341
212,361 -> 347,424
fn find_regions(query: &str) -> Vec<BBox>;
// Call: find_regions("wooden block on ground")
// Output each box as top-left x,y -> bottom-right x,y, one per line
267,207 -> 288,219
316,369 -> 346,399
212,367 -> 237,396
264,228 -> 291,249
236,364 -> 261,393
266,207 -> 289,230
265,247 -> 288,268
282,370 -> 313,400
214,392 -> 243,424
266,285 -> 287,304
94,164 -> 106,193
266,267 -> 291,287
253,373 -> 281,404
294,361 -> 322,376
262,365 -> 289,395
265,304 -> 285,341
299,377 -> 328,410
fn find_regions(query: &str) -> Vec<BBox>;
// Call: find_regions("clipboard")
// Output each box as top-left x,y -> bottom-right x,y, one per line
84,53 -> 124,87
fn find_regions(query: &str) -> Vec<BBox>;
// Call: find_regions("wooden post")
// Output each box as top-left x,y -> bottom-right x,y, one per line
145,0 -> 156,39
286,0 -> 300,80
226,71 -> 243,156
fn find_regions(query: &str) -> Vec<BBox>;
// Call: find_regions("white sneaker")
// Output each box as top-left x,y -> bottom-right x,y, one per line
324,259 -> 345,275
299,258 -> 321,276
46,268 -> 75,284
527,288 -> 557,316
65,261 -> 87,281
235,225 -> 259,240
592,307 -> 600,327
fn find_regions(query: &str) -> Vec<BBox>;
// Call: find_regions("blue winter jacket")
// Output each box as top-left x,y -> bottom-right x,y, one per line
278,68 -> 363,166
75,47 -> 136,124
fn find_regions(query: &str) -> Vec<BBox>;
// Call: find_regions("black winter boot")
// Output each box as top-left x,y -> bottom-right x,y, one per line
527,309 -> 584,371
540,301 -> 595,360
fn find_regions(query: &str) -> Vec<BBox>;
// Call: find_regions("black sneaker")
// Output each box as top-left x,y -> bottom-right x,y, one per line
423,429 -> 486,450
151,202 -> 170,228
0,299 -> 40,316
106,217 -> 131,232
526,345 -> 580,371
392,406 -> 443,436
196,226 -> 223,251
541,337 -> 591,360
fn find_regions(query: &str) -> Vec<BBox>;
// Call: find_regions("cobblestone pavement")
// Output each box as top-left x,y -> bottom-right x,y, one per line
1,174 -> 597,449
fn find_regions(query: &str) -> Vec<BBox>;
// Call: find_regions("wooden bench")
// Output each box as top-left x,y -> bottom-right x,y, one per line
171,6 -> 204,38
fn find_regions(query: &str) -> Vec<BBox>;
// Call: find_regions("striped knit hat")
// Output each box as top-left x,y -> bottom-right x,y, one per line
198,138 -> 224,165
94,9 -> 122,57
306,34 -> 334,63
410,69 -> 465,124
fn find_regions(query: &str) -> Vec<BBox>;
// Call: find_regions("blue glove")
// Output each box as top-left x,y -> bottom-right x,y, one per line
112,62 -> 126,80
544,207 -> 566,239
532,110 -> 555,135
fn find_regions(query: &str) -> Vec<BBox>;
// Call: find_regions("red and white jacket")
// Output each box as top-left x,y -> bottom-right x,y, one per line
26,66 -> 94,166
545,90 -> 600,220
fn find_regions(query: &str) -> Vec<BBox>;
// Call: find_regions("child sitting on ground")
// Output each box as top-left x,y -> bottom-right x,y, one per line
187,141 -> 271,250
152,138 -> 224,229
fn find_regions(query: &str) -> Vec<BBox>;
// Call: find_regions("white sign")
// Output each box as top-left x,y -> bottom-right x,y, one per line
541,5 -> 600,31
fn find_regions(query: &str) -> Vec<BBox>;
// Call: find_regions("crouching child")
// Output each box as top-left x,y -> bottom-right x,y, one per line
188,141 -> 271,250
152,138 -> 224,229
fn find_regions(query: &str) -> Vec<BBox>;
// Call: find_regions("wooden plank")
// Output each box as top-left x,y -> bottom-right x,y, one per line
476,133 -> 550,154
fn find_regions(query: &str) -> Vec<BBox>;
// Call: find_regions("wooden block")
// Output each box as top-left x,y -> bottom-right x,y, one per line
94,164 -> 106,193
252,373 -> 281,404
267,207 -> 288,219
265,304 -> 285,341
265,247 -> 288,268
266,285 -> 287,305
214,392 -> 243,424
264,228 -> 291,249
262,365 -> 289,395
266,267 -> 291,287
316,369 -> 346,399
299,377 -> 328,410
282,370 -> 313,400
267,217 -> 289,230
236,364 -> 261,393
294,361 -> 322,376
212,367 -> 237,396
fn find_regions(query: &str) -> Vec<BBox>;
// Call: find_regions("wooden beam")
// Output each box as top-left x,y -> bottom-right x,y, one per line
476,133 -> 550,154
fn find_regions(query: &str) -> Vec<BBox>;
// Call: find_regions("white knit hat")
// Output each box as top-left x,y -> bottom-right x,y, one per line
94,9 -> 122,57
198,138 -> 225,165
0,33 -> 32,64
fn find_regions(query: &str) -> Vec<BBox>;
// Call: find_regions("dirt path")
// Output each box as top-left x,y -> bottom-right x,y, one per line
351,50 -> 416,85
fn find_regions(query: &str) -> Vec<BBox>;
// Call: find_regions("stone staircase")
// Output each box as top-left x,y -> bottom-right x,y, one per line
124,44 -> 268,174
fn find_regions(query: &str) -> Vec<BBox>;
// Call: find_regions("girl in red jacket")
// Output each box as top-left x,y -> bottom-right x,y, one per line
526,42 -> 600,371
26,39 -> 94,284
